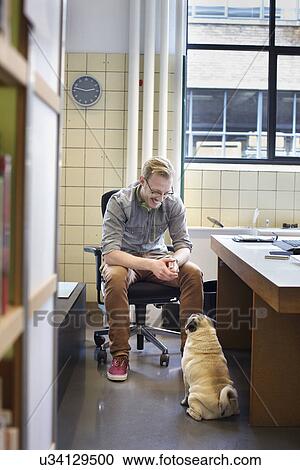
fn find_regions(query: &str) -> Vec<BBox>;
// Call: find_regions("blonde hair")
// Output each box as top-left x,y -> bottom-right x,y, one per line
142,157 -> 175,180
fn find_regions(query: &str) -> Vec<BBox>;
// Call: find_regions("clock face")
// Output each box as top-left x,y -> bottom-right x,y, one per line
71,75 -> 102,107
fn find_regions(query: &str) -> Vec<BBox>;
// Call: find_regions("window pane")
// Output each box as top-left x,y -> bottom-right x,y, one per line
277,91 -> 293,133
226,90 -> 258,132
276,56 -> 300,157
191,89 -> 224,131
188,0 -> 270,46
193,135 -> 223,157
186,49 -> 268,159
296,94 -> 300,133
275,0 -> 300,46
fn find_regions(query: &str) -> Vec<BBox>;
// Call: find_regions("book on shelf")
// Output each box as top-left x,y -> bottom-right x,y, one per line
0,0 -> 11,41
0,155 -> 11,315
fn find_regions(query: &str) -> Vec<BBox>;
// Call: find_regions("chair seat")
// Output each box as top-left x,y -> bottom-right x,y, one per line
128,281 -> 180,305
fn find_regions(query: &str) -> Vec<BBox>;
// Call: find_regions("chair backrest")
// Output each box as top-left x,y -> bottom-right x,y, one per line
101,189 -> 119,217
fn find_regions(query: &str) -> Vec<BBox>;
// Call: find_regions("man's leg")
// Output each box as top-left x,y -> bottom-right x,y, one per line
177,261 -> 203,349
102,264 -> 136,357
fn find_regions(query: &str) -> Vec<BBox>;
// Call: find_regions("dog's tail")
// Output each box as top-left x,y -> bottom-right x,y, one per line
219,385 -> 240,417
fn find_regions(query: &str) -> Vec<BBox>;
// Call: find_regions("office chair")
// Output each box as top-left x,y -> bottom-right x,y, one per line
84,190 -> 181,367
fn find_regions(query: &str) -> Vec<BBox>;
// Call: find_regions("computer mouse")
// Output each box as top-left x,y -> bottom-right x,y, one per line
292,247 -> 300,255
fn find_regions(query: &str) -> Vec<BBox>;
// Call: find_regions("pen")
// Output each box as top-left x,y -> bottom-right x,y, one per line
265,254 -> 289,260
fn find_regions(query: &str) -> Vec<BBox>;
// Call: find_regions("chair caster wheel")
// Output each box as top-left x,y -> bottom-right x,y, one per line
160,353 -> 169,367
97,349 -> 107,364
94,331 -> 105,347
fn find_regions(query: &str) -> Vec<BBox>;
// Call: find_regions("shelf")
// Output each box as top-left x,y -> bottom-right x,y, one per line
34,73 -> 60,113
0,306 -> 24,360
0,35 -> 27,86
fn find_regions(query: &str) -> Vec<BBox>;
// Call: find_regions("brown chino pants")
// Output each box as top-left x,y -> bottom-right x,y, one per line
102,261 -> 203,358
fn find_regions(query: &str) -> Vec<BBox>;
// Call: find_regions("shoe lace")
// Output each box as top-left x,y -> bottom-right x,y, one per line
113,356 -> 128,367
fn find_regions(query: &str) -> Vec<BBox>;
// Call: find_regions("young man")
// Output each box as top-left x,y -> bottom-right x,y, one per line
101,157 -> 203,381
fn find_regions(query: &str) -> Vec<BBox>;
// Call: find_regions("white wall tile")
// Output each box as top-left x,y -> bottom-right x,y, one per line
65,187 -> 84,206
240,171 -> 258,190
220,209 -> 239,226
65,263 -> 84,282
84,226 -> 102,245
184,189 -> 202,208
65,148 -> 85,167
65,245 -> 84,264
85,168 -> 104,187
239,190 -> 258,209
184,170 -> 202,189
202,189 -> 221,208
220,190 -> 239,208
85,149 -> 105,167
258,172 -> 276,190
258,190 -> 276,209
221,171 -> 239,189
275,191 -> 294,210
202,170 -> 221,189
85,129 -> 105,148
277,172 -> 295,191
65,168 -> 84,187
65,206 -> 84,225
87,53 -> 106,71
65,226 -> 84,244
186,208 -> 201,226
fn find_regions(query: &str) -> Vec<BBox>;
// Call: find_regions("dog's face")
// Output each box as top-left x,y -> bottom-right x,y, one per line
185,313 -> 215,335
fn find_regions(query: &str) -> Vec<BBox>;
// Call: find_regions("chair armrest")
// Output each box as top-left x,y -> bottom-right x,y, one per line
84,245 -> 102,257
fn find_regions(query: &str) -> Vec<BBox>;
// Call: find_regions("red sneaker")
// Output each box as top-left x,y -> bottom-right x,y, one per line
107,356 -> 129,381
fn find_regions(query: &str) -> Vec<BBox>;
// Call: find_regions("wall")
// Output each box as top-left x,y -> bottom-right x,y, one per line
59,52 -> 175,302
184,164 -> 300,228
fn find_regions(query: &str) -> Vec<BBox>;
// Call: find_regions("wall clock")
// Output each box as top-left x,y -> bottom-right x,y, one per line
71,75 -> 102,107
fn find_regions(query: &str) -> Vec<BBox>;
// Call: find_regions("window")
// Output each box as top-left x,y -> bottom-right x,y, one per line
186,0 -> 300,163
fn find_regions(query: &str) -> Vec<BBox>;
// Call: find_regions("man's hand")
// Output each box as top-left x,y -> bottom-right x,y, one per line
149,257 -> 179,281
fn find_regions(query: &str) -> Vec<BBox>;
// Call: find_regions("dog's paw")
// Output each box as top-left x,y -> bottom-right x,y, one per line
180,396 -> 188,407
186,407 -> 202,421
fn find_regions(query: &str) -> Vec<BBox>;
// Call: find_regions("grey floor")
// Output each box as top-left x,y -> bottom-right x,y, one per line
57,333 -> 300,450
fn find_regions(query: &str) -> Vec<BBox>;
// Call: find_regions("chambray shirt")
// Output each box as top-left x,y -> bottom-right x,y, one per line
101,182 -> 192,257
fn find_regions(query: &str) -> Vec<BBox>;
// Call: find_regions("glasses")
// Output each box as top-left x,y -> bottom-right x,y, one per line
145,179 -> 174,198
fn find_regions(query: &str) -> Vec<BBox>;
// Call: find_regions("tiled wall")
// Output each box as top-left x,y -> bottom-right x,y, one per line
184,164 -> 300,229
59,52 -> 174,302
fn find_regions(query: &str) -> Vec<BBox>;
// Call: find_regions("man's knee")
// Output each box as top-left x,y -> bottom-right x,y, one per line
103,265 -> 129,288
180,262 -> 203,284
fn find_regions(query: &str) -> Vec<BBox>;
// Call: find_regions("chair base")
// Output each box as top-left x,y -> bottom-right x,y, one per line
94,325 -> 180,367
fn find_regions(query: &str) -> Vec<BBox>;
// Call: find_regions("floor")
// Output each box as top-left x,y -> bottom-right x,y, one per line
57,331 -> 300,450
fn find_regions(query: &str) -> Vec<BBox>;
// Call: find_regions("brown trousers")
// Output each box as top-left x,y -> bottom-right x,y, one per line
102,261 -> 204,357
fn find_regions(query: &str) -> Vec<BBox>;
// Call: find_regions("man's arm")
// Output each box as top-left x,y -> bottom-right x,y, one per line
173,247 -> 191,267
104,250 -> 178,281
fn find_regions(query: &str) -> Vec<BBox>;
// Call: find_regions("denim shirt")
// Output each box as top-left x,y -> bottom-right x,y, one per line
101,182 -> 192,257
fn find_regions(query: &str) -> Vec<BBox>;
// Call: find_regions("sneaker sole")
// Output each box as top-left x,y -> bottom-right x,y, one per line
107,371 -> 128,381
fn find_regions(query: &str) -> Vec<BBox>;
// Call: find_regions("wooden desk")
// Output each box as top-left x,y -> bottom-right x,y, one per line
211,235 -> 300,426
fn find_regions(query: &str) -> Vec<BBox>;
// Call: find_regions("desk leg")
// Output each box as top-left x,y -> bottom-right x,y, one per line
250,294 -> 300,426
216,259 -> 252,349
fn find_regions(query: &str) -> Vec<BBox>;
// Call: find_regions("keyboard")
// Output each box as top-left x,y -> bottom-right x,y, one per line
281,239 -> 300,247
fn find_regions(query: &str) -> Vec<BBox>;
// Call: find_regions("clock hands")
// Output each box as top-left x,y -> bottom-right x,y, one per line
73,86 -> 97,92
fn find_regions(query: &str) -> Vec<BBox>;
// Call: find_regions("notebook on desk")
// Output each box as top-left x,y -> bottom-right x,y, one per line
273,239 -> 300,253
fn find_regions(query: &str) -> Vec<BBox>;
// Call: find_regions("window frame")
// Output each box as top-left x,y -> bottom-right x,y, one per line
185,0 -> 300,165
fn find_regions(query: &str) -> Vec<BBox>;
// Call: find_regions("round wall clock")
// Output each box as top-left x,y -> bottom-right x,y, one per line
71,75 -> 102,107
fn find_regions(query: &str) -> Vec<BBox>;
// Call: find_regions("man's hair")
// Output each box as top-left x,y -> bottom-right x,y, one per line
142,157 -> 175,180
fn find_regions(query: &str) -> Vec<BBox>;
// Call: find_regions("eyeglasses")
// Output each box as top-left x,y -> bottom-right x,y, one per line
145,179 -> 174,198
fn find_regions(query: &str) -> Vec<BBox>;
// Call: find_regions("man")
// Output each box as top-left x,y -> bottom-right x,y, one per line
101,157 -> 203,381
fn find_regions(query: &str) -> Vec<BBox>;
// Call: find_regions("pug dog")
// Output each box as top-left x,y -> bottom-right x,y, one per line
181,313 -> 240,421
